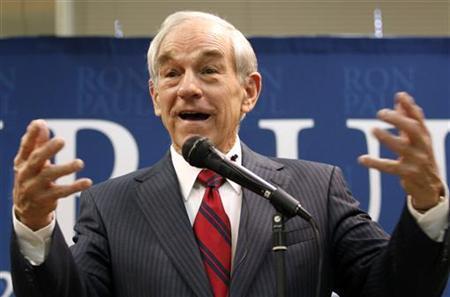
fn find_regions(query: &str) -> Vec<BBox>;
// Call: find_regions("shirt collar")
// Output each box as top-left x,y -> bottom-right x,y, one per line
171,137 -> 242,201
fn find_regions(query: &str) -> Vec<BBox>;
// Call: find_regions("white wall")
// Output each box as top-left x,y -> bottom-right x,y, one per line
1,0 -> 449,37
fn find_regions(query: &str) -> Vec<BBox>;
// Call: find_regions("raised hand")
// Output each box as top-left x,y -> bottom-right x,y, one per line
358,92 -> 444,211
13,119 -> 92,230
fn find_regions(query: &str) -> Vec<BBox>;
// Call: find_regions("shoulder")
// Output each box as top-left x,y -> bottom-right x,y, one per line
243,143 -> 337,178
273,157 -> 336,176
274,157 -> 342,189
82,152 -> 172,200
80,167 -> 150,203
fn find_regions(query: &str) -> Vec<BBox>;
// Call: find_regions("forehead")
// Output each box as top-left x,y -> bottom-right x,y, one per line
157,19 -> 233,64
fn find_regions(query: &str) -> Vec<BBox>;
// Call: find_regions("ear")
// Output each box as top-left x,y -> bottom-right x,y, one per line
241,72 -> 262,114
149,79 -> 161,116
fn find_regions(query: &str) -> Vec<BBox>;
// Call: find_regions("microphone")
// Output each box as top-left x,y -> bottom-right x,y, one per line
182,136 -> 313,221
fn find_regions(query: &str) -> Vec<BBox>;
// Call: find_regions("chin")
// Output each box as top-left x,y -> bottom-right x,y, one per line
177,133 -> 208,149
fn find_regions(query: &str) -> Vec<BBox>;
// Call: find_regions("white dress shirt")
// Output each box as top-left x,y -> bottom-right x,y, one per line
170,138 -> 242,266
13,137 -> 449,266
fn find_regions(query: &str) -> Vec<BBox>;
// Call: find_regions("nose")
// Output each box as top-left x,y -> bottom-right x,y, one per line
177,70 -> 202,100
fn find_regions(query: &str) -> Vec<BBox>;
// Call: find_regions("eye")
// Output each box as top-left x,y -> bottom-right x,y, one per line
163,69 -> 179,78
201,66 -> 218,75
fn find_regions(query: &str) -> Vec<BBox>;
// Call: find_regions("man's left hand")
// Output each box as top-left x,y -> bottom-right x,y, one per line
358,92 -> 444,212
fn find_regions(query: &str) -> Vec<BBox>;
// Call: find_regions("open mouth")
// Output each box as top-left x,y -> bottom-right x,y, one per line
179,112 -> 210,121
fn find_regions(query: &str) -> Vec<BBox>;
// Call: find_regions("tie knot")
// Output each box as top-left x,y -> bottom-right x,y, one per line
197,169 -> 225,189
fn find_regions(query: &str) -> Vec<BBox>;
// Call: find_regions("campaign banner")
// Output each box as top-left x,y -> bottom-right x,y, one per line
0,37 -> 448,296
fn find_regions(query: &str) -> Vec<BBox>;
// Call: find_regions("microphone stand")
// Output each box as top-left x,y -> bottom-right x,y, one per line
272,212 -> 287,297
270,208 -> 322,297
182,139 -> 321,297
213,156 -> 322,297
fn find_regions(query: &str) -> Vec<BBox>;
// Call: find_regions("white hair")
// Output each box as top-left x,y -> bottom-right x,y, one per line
147,11 -> 258,85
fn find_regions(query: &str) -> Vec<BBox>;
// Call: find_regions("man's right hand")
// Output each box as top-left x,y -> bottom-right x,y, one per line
13,120 -> 92,231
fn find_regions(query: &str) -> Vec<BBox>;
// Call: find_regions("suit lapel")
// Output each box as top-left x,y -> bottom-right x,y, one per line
133,153 -> 212,297
230,144 -> 291,297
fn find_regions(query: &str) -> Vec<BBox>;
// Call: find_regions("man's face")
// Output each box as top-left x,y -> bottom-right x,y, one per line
150,20 -> 261,154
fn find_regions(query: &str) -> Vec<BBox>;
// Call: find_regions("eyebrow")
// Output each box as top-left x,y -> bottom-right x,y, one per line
200,49 -> 225,60
156,48 -> 225,69
156,52 -> 174,69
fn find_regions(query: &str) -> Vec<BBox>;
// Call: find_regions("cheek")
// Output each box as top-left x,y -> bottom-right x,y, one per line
219,100 -> 244,130
157,91 -> 176,115
206,82 -> 245,125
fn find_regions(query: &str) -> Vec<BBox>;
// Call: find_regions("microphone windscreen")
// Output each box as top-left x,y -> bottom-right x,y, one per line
181,136 -> 211,168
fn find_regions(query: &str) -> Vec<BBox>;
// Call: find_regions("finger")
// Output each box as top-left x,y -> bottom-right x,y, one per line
358,155 -> 422,179
372,128 -> 413,157
377,109 -> 426,146
395,92 -> 426,124
18,138 -> 65,181
34,119 -> 50,147
394,98 -> 406,116
394,99 -> 409,138
40,159 -> 86,182
358,155 -> 402,175
44,178 -> 93,199
14,120 -> 49,166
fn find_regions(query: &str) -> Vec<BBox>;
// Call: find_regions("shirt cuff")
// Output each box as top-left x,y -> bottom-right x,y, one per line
407,182 -> 449,242
12,207 -> 55,265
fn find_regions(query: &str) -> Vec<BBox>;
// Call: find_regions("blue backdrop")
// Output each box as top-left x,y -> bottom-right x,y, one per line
0,37 -> 449,296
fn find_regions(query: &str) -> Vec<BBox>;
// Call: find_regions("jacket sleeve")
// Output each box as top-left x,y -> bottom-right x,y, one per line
10,189 -> 112,297
11,223 -> 85,297
329,166 -> 450,297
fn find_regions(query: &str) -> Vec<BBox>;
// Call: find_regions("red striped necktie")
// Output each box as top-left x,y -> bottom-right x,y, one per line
194,169 -> 231,297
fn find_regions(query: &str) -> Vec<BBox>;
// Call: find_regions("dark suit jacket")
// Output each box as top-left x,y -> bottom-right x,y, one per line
11,144 -> 450,297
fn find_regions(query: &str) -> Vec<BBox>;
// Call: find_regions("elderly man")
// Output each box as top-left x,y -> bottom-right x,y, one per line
11,11 -> 449,297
